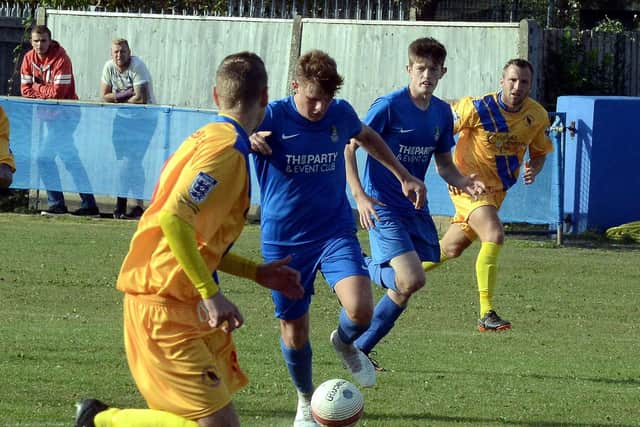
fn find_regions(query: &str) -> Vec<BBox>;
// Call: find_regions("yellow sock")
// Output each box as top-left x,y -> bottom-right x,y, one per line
475,242 -> 501,317
95,407 -> 198,427
422,249 -> 447,272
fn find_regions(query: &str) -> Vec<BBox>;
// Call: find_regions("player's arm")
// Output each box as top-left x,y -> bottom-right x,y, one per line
434,151 -> 485,199
344,139 -> 381,230
522,155 -> 546,185
219,252 -> 302,299
0,109 -> 15,188
353,124 -> 426,209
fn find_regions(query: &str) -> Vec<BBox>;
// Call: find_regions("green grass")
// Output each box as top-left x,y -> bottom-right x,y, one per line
1,214 -> 639,427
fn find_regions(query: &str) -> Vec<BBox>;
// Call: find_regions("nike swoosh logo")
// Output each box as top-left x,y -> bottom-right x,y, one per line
399,128 -> 415,133
282,133 -> 300,140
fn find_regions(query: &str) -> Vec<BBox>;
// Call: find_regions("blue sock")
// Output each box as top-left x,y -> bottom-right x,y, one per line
280,338 -> 313,393
337,307 -> 370,344
367,262 -> 398,291
354,294 -> 406,354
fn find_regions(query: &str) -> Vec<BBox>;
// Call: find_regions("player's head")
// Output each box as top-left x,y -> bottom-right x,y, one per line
30,25 -> 52,58
500,58 -> 534,111
213,51 -> 268,130
111,38 -> 132,71
406,37 -> 447,100
292,50 -> 343,122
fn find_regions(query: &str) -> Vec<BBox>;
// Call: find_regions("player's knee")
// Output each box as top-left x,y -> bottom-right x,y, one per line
198,402 -> 240,427
344,305 -> 373,325
280,325 -> 309,349
395,275 -> 425,297
442,243 -> 465,259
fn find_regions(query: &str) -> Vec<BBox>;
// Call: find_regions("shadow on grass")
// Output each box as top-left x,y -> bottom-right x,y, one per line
241,408 -> 634,427
406,367 -> 640,387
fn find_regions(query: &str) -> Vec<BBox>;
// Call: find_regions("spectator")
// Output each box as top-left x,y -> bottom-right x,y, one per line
20,25 -> 99,216
101,38 -> 157,219
0,106 -> 15,189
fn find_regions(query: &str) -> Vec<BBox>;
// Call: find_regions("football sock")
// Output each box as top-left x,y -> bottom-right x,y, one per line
94,408 -> 198,427
354,294 -> 406,355
337,307 -> 370,344
280,338 -> 314,394
475,242 -> 502,317
422,249 -> 447,272
366,262 -> 398,291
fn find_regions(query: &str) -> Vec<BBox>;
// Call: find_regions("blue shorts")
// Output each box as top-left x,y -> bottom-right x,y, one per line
368,209 -> 440,265
263,233 -> 368,320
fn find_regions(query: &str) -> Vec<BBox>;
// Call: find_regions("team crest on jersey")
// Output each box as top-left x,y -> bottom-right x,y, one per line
330,125 -> 339,143
434,127 -> 441,141
189,172 -> 217,203
451,106 -> 460,123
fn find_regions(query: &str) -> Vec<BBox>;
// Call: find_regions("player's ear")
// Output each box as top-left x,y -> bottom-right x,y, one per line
260,87 -> 269,108
291,80 -> 299,93
213,86 -> 221,108
441,66 -> 447,77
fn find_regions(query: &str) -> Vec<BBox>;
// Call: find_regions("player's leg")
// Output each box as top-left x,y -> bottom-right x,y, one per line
354,251 -> 421,359
322,234 -> 376,387
79,403 -> 238,427
265,242 -> 319,426
467,204 -> 511,331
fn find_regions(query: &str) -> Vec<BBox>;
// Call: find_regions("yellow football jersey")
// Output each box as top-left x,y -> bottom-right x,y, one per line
117,115 -> 251,303
452,92 -> 552,192
0,107 -> 15,171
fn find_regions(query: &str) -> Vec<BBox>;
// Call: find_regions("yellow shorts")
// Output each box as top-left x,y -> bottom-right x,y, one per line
123,294 -> 249,420
449,189 -> 506,241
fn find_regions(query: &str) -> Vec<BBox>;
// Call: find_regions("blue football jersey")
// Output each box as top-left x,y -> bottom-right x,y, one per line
362,87 -> 455,213
253,96 -> 362,245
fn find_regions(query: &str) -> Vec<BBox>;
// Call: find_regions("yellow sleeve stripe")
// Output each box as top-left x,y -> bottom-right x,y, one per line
218,252 -> 258,281
158,210 -> 219,299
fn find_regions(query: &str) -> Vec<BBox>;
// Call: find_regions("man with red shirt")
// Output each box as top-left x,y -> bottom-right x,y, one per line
21,25 -> 99,216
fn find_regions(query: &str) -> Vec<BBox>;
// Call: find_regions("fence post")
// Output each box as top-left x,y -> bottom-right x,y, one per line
519,19 -> 543,101
35,7 -> 46,25
286,15 -> 303,96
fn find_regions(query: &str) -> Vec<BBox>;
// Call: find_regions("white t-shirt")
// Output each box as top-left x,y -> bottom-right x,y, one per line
102,56 -> 156,104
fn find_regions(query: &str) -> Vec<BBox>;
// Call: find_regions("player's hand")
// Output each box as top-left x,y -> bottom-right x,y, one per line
255,255 -> 303,299
354,194 -> 383,230
250,131 -> 273,155
523,160 -> 535,185
460,174 -> 486,200
401,175 -> 426,210
202,292 -> 244,333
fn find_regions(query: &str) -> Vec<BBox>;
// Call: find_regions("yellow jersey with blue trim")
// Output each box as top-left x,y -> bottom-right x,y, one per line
452,92 -> 552,192
116,114 -> 251,303
0,107 -> 15,171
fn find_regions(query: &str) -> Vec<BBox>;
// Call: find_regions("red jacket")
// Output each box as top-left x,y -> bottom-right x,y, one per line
20,41 -> 78,100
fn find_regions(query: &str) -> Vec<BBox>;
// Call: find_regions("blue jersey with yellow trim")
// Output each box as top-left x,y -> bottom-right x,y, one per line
452,92 -> 552,192
362,87 -> 455,212
253,96 -> 362,245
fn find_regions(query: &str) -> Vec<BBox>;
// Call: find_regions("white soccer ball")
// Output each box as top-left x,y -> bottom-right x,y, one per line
310,378 -> 364,427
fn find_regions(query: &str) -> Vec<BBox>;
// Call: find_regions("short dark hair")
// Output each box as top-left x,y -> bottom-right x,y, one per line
408,37 -> 447,67
295,50 -> 344,98
503,58 -> 534,77
31,25 -> 51,39
215,51 -> 268,111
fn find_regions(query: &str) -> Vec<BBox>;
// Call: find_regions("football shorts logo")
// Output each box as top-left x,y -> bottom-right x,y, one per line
189,172 -> 218,203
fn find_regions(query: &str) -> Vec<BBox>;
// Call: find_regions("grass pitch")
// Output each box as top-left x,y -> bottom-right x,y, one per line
1,213 -> 638,426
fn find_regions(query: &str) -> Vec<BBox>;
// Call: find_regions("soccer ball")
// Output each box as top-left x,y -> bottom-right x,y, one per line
310,378 -> 364,427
